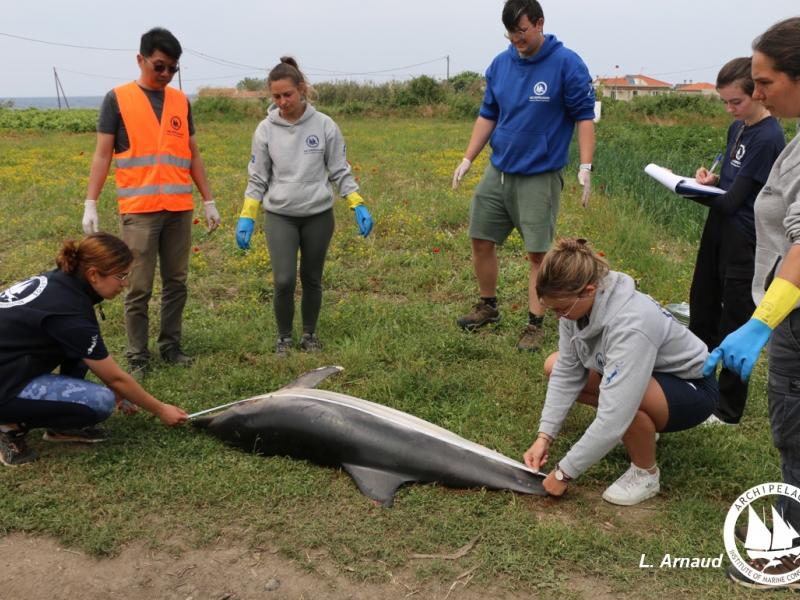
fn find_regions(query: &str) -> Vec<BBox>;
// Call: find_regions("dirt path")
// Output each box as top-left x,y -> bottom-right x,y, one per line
1,533 -> 556,600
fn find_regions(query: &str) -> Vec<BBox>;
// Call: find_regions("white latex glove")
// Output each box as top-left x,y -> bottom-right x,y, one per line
452,158 -> 472,190
577,166 -> 592,208
204,200 -> 221,232
82,199 -> 99,234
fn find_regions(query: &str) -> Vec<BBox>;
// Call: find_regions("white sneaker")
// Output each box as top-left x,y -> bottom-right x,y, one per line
602,463 -> 660,506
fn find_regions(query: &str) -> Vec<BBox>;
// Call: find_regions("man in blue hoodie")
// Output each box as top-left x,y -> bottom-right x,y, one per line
452,0 -> 596,351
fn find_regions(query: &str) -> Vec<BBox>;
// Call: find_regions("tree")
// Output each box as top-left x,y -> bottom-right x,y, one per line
237,77 -> 267,92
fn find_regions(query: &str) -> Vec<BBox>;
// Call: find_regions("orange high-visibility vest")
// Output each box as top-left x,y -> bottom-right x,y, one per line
113,82 -> 193,214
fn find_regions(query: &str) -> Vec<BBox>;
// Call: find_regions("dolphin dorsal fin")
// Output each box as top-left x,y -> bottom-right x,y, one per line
341,463 -> 413,507
279,365 -> 344,391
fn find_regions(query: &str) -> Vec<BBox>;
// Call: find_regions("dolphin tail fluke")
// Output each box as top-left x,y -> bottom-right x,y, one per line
342,463 -> 412,507
279,365 -> 344,390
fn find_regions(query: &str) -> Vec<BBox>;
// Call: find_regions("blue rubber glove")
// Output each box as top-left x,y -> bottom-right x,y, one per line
354,205 -> 373,237
236,217 -> 254,250
703,318 -> 772,382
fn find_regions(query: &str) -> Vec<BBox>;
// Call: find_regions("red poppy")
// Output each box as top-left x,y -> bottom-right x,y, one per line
192,246 -> 200,253
598,251 -> 606,257
193,218 -> 200,225
432,247 -> 441,254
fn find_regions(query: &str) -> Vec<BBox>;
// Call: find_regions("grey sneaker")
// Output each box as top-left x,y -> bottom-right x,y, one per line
516,323 -> 545,352
299,333 -> 322,352
161,347 -> 195,367
457,300 -> 500,331
276,336 -> 293,357
43,425 -> 108,444
0,430 -> 38,467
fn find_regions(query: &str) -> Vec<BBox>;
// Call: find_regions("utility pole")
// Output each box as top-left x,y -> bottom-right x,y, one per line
446,55 -> 450,81
53,68 -> 70,109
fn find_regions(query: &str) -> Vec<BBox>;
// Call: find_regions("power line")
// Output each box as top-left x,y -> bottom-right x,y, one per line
0,31 -> 132,52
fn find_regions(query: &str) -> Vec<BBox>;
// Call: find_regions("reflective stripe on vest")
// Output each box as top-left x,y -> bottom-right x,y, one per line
115,183 -> 194,198
113,82 -> 193,214
115,153 -> 192,169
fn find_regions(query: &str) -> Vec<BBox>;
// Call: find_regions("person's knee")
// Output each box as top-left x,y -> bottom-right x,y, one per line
543,352 -> 559,378
273,274 -> 296,295
472,239 -> 495,257
94,388 -> 116,422
528,252 -> 545,267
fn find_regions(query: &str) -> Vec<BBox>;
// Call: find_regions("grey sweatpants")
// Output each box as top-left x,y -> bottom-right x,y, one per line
768,308 -> 800,531
264,209 -> 335,338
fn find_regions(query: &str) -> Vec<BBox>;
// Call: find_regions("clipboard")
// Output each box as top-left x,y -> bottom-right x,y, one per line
644,163 -> 725,198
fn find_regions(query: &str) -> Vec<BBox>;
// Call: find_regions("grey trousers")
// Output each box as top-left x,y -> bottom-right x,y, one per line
264,209 -> 335,338
768,308 -> 800,530
120,210 -> 193,362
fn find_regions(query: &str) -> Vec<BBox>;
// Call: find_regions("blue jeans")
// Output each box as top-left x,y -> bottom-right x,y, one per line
0,374 -> 115,431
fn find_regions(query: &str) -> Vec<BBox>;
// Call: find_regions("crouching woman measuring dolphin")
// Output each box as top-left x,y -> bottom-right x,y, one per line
523,238 -> 718,505
0,233 -> 187,466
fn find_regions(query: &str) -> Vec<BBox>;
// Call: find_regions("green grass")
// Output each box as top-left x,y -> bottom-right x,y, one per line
0,114 -> 783,598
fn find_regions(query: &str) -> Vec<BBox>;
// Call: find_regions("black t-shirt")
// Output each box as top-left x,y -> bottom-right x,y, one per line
717,117 -> 786,240
0,270 -> 109,404
98,84 -> 195,154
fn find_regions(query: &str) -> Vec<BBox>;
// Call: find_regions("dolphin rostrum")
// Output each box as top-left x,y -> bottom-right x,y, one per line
192,366 -> 545,506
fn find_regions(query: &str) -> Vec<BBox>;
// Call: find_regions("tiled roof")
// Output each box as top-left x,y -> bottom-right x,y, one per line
674,82 -> 716,91
596,74 -> 673,88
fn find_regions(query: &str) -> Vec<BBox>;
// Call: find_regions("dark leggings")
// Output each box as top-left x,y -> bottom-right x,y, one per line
264,209 -> 335,337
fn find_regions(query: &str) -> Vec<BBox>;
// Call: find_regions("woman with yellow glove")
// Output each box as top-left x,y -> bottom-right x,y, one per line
703,17 -> 800,588
236,57 -> 373,356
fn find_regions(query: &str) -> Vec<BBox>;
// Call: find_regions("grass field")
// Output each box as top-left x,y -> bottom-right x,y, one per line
0,111 -> 786,598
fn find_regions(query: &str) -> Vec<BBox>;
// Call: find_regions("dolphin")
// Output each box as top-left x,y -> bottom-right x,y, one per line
192,366 -> 545,506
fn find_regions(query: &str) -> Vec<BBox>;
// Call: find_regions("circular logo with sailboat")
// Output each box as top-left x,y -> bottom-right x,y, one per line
724,483 -> 800,586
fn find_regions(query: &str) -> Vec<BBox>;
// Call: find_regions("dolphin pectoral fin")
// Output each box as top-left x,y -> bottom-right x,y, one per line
279,365 -> 344,391
341,463 -> 412,507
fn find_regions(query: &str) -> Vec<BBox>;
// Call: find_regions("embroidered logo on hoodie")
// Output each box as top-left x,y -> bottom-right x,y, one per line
529,81 -> 550,102
304,135 -> 323,154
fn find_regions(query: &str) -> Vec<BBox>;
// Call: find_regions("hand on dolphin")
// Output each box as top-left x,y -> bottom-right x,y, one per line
523,435 -> 551,472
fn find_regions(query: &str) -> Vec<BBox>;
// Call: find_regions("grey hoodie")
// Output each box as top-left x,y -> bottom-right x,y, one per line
752,134 -> 800,304
244,103 -> 359,217
538,271 -> 708,478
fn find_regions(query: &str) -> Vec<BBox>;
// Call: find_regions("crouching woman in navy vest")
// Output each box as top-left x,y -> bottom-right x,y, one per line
0,233 -> 188,466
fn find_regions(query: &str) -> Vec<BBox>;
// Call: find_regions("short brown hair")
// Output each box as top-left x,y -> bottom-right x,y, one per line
716,57 -> 754,96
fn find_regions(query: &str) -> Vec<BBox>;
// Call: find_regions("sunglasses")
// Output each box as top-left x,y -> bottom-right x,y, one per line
110,271 -> 131,281
144,56 -> 179,74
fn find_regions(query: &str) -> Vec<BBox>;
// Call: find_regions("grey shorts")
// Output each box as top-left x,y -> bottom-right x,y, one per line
468,164 -> 563,253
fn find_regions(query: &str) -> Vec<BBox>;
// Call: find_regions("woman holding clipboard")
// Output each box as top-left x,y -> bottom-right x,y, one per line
688,57 -> 785,426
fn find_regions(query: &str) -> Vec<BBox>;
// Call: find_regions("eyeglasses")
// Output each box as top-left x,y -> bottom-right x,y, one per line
504,26 -> 530,40
144,57 -> 179,74
110,271 -> 131,282
540,294 -> 585,318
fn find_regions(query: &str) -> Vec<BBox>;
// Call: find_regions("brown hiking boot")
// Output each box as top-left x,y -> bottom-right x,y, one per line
516,323 -> 544,352
457,300 -> 500,331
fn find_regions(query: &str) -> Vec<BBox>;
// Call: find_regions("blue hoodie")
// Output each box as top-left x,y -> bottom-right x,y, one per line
480,35 -> 595,175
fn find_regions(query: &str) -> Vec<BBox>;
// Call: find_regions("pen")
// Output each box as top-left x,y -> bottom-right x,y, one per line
708,153 -> 723,175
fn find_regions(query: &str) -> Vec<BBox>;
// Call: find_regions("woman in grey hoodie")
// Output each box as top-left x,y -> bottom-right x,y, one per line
235,57 -> 373,356
523,238 -> 718,506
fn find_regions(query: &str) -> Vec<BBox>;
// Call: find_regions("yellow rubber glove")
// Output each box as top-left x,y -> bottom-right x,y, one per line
345,192 -> 364,210
753,277 -> 800,329
239,197 -> 261,220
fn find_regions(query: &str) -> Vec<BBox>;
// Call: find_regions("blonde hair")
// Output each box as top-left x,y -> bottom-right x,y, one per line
536,237 -> 609,299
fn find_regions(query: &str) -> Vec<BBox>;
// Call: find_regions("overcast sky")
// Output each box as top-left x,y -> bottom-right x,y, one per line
2,0 -> 798,97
